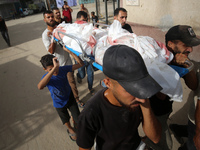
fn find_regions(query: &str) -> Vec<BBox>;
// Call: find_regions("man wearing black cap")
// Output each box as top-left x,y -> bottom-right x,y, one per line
76,45 -> 162,150
166,25 -> 200,150
144,25 -> 200,150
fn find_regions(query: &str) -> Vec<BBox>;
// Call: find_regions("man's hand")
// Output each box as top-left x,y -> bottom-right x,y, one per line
173,53 -> 190,68
53,57 -> 59,69
47,31 -> 52,38
137,98 -> 151,109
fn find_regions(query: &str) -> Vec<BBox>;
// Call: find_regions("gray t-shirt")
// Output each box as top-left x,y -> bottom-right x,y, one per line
42,28 -> 72,66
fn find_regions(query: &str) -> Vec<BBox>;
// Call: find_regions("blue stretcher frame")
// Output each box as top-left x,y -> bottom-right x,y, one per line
54,30 -> 103,71
54,30 -> 194,78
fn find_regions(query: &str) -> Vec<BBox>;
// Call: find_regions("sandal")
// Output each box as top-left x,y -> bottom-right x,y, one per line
89,88 -> 95,96
67,129 -> 76,141
76,100 -> 85,108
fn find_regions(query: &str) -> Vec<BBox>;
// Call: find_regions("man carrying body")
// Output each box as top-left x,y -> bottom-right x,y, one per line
144,25 -> 200,150
76,45 -> 162,150
42,10 -> 84,108
52,7 -> 66,25
80,4 -> 90,22
114,7 -> 133,33
75,11 -> 95,95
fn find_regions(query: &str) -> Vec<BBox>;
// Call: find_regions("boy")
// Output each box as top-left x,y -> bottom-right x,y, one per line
38,46 -> 84,141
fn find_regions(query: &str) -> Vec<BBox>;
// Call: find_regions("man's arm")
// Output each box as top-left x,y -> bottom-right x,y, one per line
139,98 -> 162,143
42,30 -> 56,54
63,46 -> 84,71
194,98 -> 200,149
37,58 -> 59,90
67,6 -> 73,12
48,41 -> 56,54
183,69 -> 198,90
172,53 -> 198,90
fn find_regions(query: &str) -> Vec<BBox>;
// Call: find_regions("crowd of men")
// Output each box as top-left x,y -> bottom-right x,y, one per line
0,3 -> 196,150
39,5 -> 200,150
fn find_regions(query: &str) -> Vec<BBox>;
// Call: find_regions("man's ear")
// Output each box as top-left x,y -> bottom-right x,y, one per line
114,15 -> 117,20
43,68 -> 47,72
167,41 -> 174,48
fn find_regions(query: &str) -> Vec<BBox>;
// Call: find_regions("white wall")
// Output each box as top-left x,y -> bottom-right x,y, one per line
123,0 -> 200,35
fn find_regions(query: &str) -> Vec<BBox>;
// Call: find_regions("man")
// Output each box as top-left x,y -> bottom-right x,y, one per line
52,7 -> 66,25
62,2 -> 73,23
42,10 -> 84,108
75,11 -> 95,95
144,25 -> 200,150
76,45 -> 162,150
114,7 -> 133,33
91,11 -> 99,28
80,4 -> 90,22
0,15 -> 11,47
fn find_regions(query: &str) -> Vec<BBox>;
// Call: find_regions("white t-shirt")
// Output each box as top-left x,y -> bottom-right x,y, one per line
42,28 -> 72,66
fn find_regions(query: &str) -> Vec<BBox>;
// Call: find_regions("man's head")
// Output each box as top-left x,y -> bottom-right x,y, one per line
80,4 -> 84,9
165,25 -> 200,56
52,8 -> 61,19
114,8 -> 127,27
43,10 -> 56,27
103,45 -> 162,110
40,54 -> 59,75
91,11 -> 95,17
76,11 -> 88,21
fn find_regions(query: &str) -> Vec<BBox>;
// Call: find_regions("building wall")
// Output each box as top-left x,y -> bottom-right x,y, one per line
123,0 -> 200,35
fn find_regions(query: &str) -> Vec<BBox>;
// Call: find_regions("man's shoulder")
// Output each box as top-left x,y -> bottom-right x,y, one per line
82,88 -> 106,113
123,23 -> 133,33
42,28 -> 48,36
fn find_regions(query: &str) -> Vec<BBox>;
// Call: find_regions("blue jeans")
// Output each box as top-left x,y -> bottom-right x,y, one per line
187,120 -> 196,150
77,61 -> 94,90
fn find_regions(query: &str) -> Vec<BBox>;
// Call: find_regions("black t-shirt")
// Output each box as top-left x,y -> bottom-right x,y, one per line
92,16 -> 99,27
122,24 -> 133,33
55,18 -> 67,25
76,88 -> 142,150
149,95 -> 173,116
0,19 -> 7,31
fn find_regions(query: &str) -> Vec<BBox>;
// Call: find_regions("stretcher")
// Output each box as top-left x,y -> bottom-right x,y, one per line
54,30 -> 103,71
54,30 -> 194,78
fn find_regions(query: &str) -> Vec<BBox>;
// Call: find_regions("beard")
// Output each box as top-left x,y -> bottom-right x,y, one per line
113,92 -> 140,112
46,21 -> 56,27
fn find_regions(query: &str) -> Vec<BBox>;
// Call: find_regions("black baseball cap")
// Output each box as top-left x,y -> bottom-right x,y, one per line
103,45 -> 162,99
165,25 -> 200,47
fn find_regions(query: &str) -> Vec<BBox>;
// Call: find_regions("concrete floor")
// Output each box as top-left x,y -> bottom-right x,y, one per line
0,2 -> 200,150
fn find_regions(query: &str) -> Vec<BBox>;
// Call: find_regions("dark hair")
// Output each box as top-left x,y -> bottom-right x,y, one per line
76,11 -> 87,19
40,54 -> 55,69
52,7 -> 59,11
43,10 -> 53,17
114,8 -> 127,16
91,11 -> 95,15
